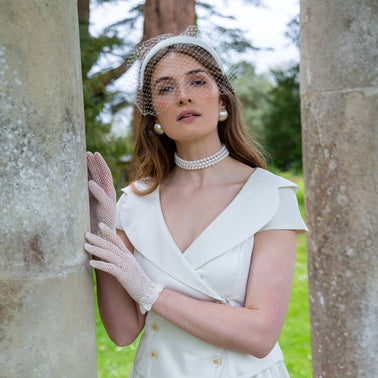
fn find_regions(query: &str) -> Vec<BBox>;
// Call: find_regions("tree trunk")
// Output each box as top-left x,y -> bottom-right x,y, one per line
142,0 -> 196,40
300,0 -> 378,377
78,0 -> 90,34
98,0 -> 196,88
0,0 -> 97,376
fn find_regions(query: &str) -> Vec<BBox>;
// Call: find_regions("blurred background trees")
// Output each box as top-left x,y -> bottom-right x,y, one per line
78,0 -> 302,186
262,64 -> 301,172
236,14 -> 301,172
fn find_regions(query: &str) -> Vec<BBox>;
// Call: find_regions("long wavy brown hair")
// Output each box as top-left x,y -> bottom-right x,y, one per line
131,43 -> 266,195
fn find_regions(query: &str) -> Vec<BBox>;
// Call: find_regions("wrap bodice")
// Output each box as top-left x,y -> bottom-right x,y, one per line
115,168 -> 307,377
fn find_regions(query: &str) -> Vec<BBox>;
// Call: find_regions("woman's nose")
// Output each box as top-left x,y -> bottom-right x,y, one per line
177,84 -> 192,105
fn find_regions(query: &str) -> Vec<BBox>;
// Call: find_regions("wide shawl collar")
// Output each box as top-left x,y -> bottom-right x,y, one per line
118,168 -> 298,303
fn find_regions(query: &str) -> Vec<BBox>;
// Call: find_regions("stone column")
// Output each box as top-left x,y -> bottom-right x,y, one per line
0,1 -> 97,376
300,0 -> 378,377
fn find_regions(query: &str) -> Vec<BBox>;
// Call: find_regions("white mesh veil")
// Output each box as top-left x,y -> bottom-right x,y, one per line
129,26 -> 240,116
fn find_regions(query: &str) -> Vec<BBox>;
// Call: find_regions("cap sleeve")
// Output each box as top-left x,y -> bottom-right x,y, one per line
259,187 -> 308,236
115,192 -> 128,231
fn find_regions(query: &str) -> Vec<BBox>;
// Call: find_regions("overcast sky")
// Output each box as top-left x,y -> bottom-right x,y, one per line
201,0 -> 300,72
91,0 -> 300,74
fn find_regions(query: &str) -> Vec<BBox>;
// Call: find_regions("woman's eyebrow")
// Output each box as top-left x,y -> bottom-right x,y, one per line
153,69 -> 207,88
153,76 -> 173,88
187,69 -> 207,76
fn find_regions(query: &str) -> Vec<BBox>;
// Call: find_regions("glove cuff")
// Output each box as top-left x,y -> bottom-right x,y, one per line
138,283 -> 164,314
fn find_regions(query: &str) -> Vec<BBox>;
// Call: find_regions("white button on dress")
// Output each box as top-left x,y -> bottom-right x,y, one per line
212,355 -> 223,367
150,349 -> 159,360
150,322 -> 160,332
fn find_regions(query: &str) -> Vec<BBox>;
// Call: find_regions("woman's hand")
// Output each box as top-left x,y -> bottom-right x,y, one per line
84,223 -> 164,313
87,152 -> 116,235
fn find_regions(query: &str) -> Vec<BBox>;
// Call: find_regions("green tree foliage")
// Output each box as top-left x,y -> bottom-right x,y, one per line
263,64 -> 302,172
236,61 -> 272,143
80,30 -> 128,154
78,1 -> 137,186
261,15 -> 302,172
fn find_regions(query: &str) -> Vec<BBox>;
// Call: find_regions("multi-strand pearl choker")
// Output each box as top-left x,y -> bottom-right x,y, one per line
174,144 -> 229,170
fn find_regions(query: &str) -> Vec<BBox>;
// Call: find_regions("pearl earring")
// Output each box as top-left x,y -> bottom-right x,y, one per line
153,122 -> 164,135
219,109 -> 228,122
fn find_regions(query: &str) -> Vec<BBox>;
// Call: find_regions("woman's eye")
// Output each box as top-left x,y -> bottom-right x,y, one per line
157,86 -> 173,95
192,79 -> 206,86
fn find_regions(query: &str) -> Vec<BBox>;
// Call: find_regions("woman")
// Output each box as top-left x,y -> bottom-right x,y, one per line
85,28 -> 307,378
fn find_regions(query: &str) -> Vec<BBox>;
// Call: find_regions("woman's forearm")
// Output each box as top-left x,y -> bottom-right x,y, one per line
95,270 -> 145,346
152,288 -> 285,358
151,231 -> 295,358
92,227 -> 146,346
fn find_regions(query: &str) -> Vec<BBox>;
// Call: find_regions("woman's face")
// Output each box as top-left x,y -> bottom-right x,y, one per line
150,52 -> 223,143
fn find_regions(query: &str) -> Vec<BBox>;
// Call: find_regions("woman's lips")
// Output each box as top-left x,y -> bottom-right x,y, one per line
177,110 -> 201,121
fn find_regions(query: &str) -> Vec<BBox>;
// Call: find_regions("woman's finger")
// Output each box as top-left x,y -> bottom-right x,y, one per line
85,233 -> 114,251
98,223 -> 128,252
94,152 -> 116,199
87,151 -> 102,184
85,232 -> 126,259
84,242 -> 122,265
89,260 -> 123,279
88,180 -> 112,207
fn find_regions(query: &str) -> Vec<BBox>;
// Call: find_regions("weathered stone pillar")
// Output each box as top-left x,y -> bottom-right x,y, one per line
300,1 -> 378,377
0,1 -> 97,376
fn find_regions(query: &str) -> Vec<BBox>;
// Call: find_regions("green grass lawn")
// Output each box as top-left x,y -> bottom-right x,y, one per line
278,174 -> 312,377
94,175 -> 312,377
279,234 -> 311,377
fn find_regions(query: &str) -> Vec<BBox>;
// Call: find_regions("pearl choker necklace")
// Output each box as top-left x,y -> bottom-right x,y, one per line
174,145 -> 229,170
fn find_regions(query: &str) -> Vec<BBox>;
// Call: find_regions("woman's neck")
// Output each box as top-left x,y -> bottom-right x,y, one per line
175,135 -> 223,159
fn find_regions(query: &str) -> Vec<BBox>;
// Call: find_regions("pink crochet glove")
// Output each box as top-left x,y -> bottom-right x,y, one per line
85,223 -> 164,314
87,152 -> 116,235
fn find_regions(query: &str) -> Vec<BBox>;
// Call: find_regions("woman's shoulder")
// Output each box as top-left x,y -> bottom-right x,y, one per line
120,178 -> 157,197
251,168 -> 300,192
227,159 -> 297,191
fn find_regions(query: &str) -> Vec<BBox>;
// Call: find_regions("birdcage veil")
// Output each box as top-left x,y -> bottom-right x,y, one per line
127,26 -> 241,116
